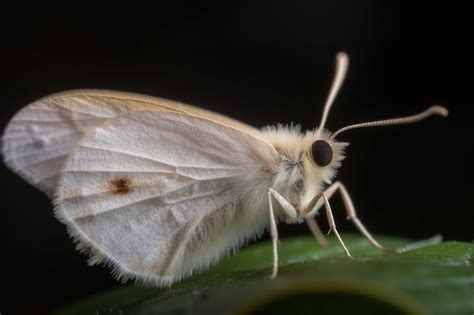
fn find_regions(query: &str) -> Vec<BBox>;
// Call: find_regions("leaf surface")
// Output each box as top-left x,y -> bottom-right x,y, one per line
54,235 -> 474,315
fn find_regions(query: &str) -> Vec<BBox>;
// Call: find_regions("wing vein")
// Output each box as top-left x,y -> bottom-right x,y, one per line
81,145 -> 240,171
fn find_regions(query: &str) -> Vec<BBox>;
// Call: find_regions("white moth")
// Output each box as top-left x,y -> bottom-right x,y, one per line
2,52 -> 448,286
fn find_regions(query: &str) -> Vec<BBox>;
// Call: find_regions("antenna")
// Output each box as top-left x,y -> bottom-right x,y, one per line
329,105 -> 448,140
316,52 -> 349,137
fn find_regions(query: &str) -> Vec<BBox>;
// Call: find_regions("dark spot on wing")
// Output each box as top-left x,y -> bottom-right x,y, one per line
108,177 -> 133,195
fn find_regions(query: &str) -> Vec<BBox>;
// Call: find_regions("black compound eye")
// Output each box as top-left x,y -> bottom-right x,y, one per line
311,140 -> 333,167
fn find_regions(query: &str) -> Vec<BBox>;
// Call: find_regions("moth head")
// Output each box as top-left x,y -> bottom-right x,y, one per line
303,129 -> 347,189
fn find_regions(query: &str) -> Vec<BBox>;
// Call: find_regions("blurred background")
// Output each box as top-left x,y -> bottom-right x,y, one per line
1,2 -> 473,314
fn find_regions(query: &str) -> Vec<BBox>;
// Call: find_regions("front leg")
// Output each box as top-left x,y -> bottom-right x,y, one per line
304,190 -> 354,258
267,188 -> 298,279
336,182 -> 393,253
321,193 -> 353,258
304,183 -> 341,247
305,181 -> 391,253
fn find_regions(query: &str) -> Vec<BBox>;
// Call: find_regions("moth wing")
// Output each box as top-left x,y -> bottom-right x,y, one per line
2,90 -> 257,196
56,110 -> 274,285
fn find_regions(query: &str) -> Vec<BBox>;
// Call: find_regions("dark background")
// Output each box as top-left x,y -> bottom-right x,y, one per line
1,3 -> 473,314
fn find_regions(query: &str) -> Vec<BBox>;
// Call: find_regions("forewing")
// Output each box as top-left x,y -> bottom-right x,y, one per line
2,90 -> 257,196
56,110 -> 272,284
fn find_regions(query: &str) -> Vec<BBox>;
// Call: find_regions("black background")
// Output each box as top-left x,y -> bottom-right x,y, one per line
1,3 -> 473,314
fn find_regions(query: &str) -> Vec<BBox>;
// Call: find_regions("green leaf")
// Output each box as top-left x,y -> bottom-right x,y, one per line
53,235 -> 474,315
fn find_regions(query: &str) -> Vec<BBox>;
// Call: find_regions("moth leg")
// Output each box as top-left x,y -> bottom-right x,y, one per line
334,181 -> 393,253
304,182 -> 341,217
305,218 -> 329,247
305,181 -> 390,253
321,193 -> 353,258
267,188 -> 298,279
267,189 -> 279,279
268,188 -> 298,219
304,183 -> 341,247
